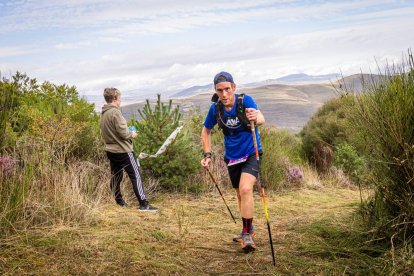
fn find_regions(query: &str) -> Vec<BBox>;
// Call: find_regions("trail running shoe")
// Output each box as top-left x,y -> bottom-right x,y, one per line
241,233 -> 256,252
232,226 -> 255,242
138,203 -> 159,212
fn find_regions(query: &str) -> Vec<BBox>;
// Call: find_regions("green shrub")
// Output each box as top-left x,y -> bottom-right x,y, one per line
0,72 -> 105,235
350,51 -> 414,244
334,143 -> 366,183
131,95 -> 200,191
260,126 -> 304,190
0,77 -> 21,153
300,95 -> 355,172
1,72 -> 101,160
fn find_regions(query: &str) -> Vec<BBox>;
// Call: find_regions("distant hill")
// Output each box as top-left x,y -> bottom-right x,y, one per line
122,83 -> 338,133
170,84 -> 213,98
219,73 -> 339,89
169,73 -> 339,99
121,73 -> 386,133
334,74 -> 384,92
277,73 -> 338,82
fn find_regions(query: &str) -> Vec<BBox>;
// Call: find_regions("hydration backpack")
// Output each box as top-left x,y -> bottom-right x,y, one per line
213,93 -> 251,136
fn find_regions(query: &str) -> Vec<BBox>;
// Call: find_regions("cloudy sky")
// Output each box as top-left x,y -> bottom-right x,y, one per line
1,0 -> 413,106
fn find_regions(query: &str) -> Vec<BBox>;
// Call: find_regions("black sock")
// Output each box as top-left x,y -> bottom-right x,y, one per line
242,217 -> 253,234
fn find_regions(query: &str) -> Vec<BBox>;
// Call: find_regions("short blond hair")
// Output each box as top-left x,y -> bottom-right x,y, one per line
103,88 -> 121,103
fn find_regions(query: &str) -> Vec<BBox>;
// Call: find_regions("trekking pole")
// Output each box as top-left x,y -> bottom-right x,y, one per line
250,120 -> 276,266
206,167 -> 237,224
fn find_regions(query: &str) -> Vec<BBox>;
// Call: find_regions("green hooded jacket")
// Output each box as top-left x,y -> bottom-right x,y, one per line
100,103 -> 133,153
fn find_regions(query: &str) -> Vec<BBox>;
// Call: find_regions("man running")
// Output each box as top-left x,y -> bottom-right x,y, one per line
200,72 -> 265,252
100,87 -> 158,211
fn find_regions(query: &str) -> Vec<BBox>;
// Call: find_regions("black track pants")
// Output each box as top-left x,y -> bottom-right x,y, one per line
106,151 -> 147,205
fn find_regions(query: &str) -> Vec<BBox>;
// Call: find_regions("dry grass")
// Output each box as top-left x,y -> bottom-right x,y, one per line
0,186 -> 379,275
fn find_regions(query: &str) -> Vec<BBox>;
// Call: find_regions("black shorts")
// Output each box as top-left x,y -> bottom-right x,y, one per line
224,154 -> 261,189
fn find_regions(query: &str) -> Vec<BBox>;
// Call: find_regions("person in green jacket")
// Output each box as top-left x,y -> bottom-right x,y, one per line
100,87 -> 158,211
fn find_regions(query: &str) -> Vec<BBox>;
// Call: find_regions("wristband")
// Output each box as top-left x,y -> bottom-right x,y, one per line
203,152 -> 212,158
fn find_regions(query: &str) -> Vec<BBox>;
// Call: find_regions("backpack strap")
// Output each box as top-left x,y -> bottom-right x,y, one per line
236,94 -> 251,130
215,101 -> 229,135
215,93 -> 251,136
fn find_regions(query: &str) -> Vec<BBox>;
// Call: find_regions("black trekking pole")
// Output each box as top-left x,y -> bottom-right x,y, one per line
250,120 -> 276,266
206,167 -> 237,224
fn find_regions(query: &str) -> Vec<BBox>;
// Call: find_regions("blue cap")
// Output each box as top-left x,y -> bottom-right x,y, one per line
213,71 -> 234,85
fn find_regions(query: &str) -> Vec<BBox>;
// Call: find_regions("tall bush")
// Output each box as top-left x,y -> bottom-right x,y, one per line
300,95 -> 355,172
0,72 -> 105,236
0,77 -> 21,153
350,52 -> 414,243
1,72 -> 101,160
131,95 -> 199,191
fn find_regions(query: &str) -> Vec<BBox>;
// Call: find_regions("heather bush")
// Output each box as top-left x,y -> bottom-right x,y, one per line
287,165 -> 304,185
0,155 -> 17,175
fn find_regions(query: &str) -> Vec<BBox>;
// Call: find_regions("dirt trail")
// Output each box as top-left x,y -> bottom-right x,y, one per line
1,188 -> 362,275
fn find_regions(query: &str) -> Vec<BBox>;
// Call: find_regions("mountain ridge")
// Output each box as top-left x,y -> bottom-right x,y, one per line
169,73 -> 340,99
121,73 -> 384,133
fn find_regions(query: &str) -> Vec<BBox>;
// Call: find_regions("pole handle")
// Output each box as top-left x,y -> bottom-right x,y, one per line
250,121 -> 260,161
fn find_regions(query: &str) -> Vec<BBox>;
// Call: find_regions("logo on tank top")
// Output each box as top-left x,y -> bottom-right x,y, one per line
225,117 -> 240,127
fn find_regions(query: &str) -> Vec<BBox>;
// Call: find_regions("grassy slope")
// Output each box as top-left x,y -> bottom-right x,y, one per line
0,187 -> 383,275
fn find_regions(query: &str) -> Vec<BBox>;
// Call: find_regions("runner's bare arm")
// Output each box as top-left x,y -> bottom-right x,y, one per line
201,127 -> 212,167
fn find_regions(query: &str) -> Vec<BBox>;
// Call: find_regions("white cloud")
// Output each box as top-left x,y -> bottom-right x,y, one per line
0,46 -> 39,58
0,0 -> 406,34
18,12 -> 412,96
55,40 -> 94,49
1,0 -> 413,102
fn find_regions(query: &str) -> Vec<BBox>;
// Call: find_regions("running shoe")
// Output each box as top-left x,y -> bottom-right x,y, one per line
138,203 -> 159,212
233,226 -> 254,242
241,233 -> 256,252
